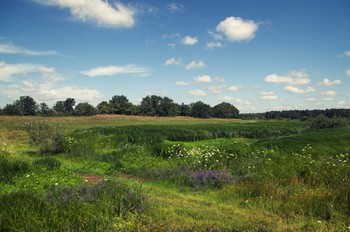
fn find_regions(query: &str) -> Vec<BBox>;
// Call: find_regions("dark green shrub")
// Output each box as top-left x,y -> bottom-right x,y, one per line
23,121 -> 66,154
309,115 -> 348,129
0,154 -> 30,183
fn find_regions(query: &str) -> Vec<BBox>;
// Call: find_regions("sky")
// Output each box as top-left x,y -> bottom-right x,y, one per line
0,0 -> 349,113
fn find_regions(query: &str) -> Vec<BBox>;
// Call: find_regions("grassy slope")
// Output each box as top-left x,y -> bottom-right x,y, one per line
1,115 -> 349,231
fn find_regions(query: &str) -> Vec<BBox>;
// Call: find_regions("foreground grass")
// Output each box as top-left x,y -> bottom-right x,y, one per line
1,115 -> 349,231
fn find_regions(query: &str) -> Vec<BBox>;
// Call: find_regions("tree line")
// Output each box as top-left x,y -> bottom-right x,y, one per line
240,109 -> 350,120
0,95 -> 240,119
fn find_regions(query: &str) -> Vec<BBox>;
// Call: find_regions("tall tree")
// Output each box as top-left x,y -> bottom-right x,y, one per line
74,102 -> 97,116
190,101 -> 213,118
15,96 -> 37,116
64,98 -> 75,115
213,102 -> 239,118
38,102 -> 54,116
109,95 -> 132,114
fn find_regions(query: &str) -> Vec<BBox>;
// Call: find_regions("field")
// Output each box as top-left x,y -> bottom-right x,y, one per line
1,115 -> 350,231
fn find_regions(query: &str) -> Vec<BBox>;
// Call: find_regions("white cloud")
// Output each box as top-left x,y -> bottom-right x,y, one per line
317,78 -> 341,86
181,36 -> 198,45
186,60 -> 206,70
208,85 -> 225,94
216,16 -> 258,41
338,50 -> 350,57
284,86 -> 315,94
34,0 -> 135,28
206,42 -> 224,49
39,66 -> 56,74
164,57 -> 181,66
82,65 -> 151,77
260,91 -> 278,100
337,101 -> 346,107
189,89 -> 206,96
228,85 -> 241,92
165,3 -> 185,13
346,70 -> 350,77
261,95 -> 278,100
208,30 -> 223,40
0,80 -> 103,105
215,77 -> 226,83
265,70 -> 311,85
307,98 -> 316,101
322,90 -> 337,98
175,81 -> 189,86
219,96 -> 242,103
194,75 -> 212,83
162,33 -> 181,40
167,43 -> 176,49
0,61 -> 38,82
0,43 -> 58,56
260,91 -> 274,95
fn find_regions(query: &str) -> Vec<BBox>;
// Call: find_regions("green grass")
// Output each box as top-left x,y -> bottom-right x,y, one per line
1,115 -> 349,231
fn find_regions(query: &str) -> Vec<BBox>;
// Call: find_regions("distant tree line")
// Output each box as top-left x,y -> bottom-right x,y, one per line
0,95 -> 240,119
240,109 -> 350,120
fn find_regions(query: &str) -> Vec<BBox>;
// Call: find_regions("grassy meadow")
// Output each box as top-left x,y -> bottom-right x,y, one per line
1,115 -> 349,231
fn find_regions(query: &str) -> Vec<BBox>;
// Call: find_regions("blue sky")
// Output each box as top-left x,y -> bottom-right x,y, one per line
0,0 -> 349,113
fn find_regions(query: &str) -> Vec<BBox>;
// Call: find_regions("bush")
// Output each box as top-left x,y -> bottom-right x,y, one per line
33,157 -> 61,171
0,153 -> 30,183
23,121 -> 66,154
309,115 -> 348,130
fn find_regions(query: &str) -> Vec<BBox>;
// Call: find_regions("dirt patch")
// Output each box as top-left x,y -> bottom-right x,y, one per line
83,175 -> 103,184
120,174 -> 145,182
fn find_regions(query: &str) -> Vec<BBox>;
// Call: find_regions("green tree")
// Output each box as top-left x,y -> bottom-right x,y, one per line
15,96 -> 37,116
179,103 -> 191,116
64,98 -> 75,115
2,104 -> 19,115
74,102 -> 97,116
38,102 -> 54,116
109,95 -> 132,114
53,101 -> 65,115
190,101 -> 213,118
96,101 -> 110,114
212,102 -> 239,118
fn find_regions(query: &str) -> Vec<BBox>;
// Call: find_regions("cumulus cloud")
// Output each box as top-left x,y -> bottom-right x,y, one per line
338,50 -> 350,57
165,3 -> 185,13
164,57 -> 181,66
322,90 -> 337,99
208,85 -> 225,94
265,70 -> 311,85
34,0 -> 135,28
228,85 -> 241,92
317,78 -> 341,86
82,65 -> 151,77
39,66 -> 56,74
189,89 -> 206,96
216,16 -> 258,41
0,43 -> 58,56
260,91 -> 278,100
0,61 -> 39,82
284,86 -> 315,94
181,36 -> 198,45
175,81 -> 189,86
194,75 -> 212,83
206,42 -> 224,49
186,60 -> 206,70
215,77 -> 226,83
346,70 -> 350,77
219,96 -> 242,103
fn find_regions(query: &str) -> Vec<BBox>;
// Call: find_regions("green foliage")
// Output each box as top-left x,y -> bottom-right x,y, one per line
309,114 -> 348,129
33,157 -> 61,170
0,181 -> 149,231
213,102 -> 239,118
0,153 -> 30,183
23,121 -> 66,154
190,101 -> 213,118
74,102 -> 97,116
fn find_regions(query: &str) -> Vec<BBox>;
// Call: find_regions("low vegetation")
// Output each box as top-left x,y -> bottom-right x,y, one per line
0,115 -> 349,231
